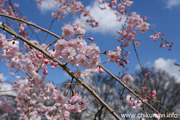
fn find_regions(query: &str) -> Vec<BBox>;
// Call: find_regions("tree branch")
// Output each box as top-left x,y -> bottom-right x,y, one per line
0,13 -> 62,39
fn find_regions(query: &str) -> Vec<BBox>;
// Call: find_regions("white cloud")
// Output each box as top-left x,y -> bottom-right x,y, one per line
38,0 -> 58,13
153,58 -> 180,82
135,61 -> 152,70
0,73 -> 15,96
77,1 -> 126,35
0,73 -> 27,96
165,0 -> 180,9
0,73 -> 6,82
135,58 -> 180,82
0,83 -> 17,96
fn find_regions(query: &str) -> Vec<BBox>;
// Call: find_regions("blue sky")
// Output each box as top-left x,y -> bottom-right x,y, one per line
0,0 -> 180,85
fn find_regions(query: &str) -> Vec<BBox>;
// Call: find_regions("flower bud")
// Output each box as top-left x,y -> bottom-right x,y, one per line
98,67 -> 104,73
53,62 -> 58,66
43,69 -> 48,76
87,37 -> 94,41
44,59 -> 49,65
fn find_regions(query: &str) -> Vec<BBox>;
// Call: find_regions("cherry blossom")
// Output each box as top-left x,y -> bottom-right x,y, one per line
62,46 -> 76,60
123,74 -> 134,84
75,54 -> 88,68
62,24 -> 75,39
126,95 -> 142,109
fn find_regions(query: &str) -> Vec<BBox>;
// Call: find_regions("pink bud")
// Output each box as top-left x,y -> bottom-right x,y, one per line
155,33 -> 160,38
53,62 -> 58,66
51,66 -> 55,69
44,59 -> 49,65
151,94 -> 156,99
143,98 -> 148,102
98,67 -> 104,73
116,38 -> 124,42
43,69 -> 48,76
37,54 -> 43,59
134,41 -> 140,47
166,43 -> 169,47
125,60 -> 129,64
13,3 -> 19,8
116,59 -> 120,63
151,90 -> 156,95
168,48 -> 172,51
87,37 -> 94,41
143,16 -> 147,20
160,44 -> 165,48
124,52 -> 130,56
162,34 -> 166,37
114,12 -> 119,16
123,42 -> 130,47
119,63 -> 125,67
144,73 -> 148,77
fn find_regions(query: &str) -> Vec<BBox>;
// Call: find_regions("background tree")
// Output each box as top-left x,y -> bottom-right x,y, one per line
133,67 -> 180,114
63,68 -> 180,120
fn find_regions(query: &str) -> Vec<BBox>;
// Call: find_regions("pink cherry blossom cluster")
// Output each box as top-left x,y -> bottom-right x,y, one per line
0,1 -> 17,17
50,0 -> 85,19
19,23 -> 29,39
150,90 -> 156,99
83,9 -> 99,28
13,81 -> 88,120
97,0 -> 133,26
0,25 -> 101,81
49,0 -> 99,28
126,95 -> 142,109
62,22 -> 86,39
0,99 -> 15,118
116,12 -> 150,48
0,33 -> 19,59
98,0 -> 133,14
0,33 -> 6,49
150,33 -> 161,42
107,46 -> 121,63
143,70 -> 151,81
1,38 -> 49,87
150,33 -> 174,50
1,30 -> 101,79
118,0 -> 133,14
127,12 -> 150,33
54,38 -> 100,64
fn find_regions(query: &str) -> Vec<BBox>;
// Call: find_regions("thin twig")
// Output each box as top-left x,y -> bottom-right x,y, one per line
93,106 -> 104,120
142,103 -> 148,120
0,13 -> 62,39
44,18 -> 56,43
